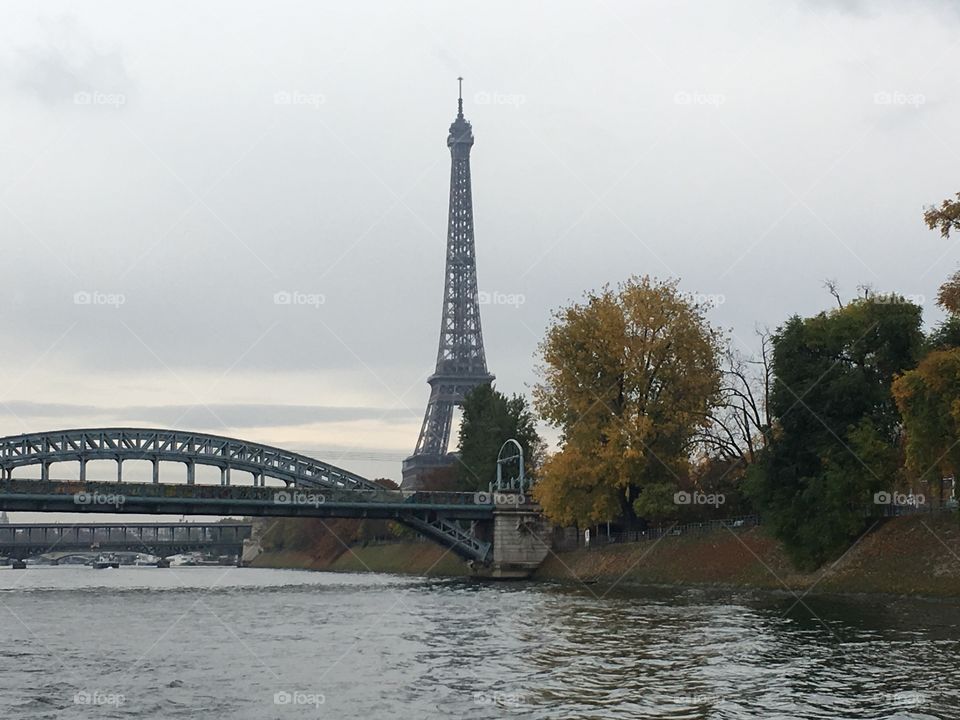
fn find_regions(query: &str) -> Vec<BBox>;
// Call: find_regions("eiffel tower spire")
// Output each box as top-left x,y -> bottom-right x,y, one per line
402,80 -> 495,488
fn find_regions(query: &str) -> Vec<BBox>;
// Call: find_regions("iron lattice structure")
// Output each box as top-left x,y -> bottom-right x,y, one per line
403,85 -> 494,487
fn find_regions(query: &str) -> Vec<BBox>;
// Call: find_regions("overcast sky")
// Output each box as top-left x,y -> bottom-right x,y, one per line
1,0 -> 959,494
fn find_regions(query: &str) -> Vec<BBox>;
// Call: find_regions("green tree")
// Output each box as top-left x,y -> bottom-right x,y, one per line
745,296 -> 923,569
532,276 -> 723,528
457,385 -> 542,492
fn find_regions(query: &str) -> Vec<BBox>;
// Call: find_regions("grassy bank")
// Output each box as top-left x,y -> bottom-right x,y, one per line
250,540 -> 464,576
252,513 -> 960,597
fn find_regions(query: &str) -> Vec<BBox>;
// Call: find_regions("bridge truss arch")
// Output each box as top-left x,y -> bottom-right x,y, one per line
0,428 -> 381,492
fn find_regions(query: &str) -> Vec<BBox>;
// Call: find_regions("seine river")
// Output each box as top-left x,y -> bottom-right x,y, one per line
1,566 -> 958,719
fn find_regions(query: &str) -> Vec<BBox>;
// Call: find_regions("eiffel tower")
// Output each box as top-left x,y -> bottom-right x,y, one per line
402,79 -> 494,488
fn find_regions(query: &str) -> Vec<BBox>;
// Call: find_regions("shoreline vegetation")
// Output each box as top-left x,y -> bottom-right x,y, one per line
251,512 -> 960,599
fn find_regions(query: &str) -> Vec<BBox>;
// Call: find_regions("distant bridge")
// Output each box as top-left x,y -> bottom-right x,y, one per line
0,521 -> 251,558
0,428 -> 497,563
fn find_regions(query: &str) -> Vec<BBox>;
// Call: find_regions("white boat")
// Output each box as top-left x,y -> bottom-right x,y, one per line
91,553 -> 120,569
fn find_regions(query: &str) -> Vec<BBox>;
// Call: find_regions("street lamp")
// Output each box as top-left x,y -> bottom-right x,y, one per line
495,439 -> 526,493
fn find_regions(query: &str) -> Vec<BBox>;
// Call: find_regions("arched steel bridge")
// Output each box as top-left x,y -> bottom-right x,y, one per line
0,428 -> 496,563
0,428 -> 381,490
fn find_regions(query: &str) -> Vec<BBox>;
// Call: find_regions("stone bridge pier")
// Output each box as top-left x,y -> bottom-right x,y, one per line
473,500 -> 552,579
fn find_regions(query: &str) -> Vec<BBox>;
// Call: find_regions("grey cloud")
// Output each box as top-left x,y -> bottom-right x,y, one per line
0,402 -> 413,431
12,15 -> 133,107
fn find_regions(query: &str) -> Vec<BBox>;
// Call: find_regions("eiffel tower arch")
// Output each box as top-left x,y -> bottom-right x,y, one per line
402,80 -> 494,488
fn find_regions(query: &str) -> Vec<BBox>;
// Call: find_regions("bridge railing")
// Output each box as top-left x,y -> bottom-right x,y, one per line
552,515 -> 762,551
0,478 -> 491,508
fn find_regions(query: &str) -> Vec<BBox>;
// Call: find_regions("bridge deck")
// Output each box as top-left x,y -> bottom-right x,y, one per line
0,479 -> 494,520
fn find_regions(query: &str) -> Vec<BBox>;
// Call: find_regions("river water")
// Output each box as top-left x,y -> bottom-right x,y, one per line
1,566 -> 958,719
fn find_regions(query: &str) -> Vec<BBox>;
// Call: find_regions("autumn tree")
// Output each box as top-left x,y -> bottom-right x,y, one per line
532,276 -> 723,528
892,351 -> 960,505
924,191 -> 960,239
890,201 -> 960,505
457,385 -> 543,492
746,296 -> 923,569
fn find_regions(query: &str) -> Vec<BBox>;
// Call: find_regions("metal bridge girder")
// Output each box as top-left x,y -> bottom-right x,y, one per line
0,428 -> 382,492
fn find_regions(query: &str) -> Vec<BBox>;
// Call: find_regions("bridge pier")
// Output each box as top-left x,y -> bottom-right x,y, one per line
475,501 -> 552,579
152,459 -> 159,484
186,460 -> 195,485
41,462 -> 50,481
220,467 -> 230,486
116,458 -> 123,483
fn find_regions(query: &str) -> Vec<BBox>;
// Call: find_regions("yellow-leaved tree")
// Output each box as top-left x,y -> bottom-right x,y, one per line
532,276 -> 723,527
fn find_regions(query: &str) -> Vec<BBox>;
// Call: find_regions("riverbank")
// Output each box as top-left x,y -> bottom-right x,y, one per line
252,513 -> 960,597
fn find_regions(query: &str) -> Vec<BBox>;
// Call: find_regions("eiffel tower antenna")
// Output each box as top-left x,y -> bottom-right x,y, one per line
402,79 -> 494,488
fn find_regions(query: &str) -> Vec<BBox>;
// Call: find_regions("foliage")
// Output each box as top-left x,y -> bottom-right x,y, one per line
259,477 -> 404,552
745,296 -> 923,569
632,481 -> 679,522
924,191 -> 960,239
927,316 -> 960,352
457,385 -> 543,491
937,269 -> 960,317
892,348 -> 960,487
532,275 -> 723,527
